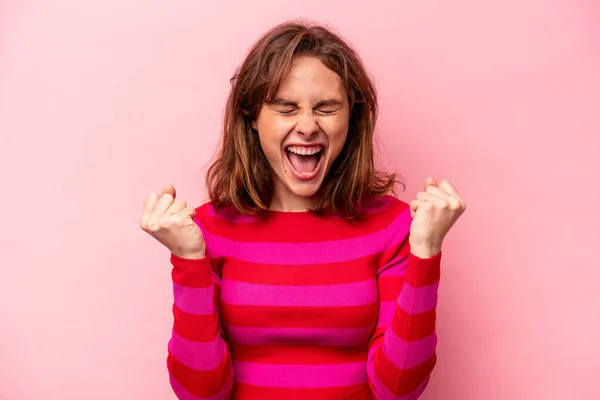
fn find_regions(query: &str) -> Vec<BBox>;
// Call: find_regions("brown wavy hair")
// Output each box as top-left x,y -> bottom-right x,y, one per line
206,20 -> 401,220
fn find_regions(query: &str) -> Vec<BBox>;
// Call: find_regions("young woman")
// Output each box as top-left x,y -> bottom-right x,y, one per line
140,21 -> 466,400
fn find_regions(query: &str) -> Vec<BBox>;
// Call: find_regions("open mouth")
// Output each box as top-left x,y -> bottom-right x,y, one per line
285,145 -> 324,181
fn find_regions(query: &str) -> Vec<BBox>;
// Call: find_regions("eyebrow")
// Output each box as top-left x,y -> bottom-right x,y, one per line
269,98 -> 344,108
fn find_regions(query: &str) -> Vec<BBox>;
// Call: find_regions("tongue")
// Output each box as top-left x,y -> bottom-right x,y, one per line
288,152 -> 318,174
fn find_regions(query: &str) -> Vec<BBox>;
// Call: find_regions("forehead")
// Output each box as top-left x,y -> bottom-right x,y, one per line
276,56 -> 346,101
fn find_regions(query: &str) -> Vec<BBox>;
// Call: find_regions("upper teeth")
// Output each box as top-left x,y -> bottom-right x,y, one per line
287,146 -> 323,155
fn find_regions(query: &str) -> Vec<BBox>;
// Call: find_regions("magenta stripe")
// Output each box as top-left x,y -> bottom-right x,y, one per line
173,283 -> 215,315
397,282 -> 439,314
169,374 -> 232,400
220,279 -> 377,307
383,208 -> 413,251
225,325 -> 373,347
168,331 -> 226,371
207,230 -> 385,264
207,207 -> 411,264
382,331 -> 437,370
368,367 -> 430,400
377,301 -> 396,328
233,360 -> 367,388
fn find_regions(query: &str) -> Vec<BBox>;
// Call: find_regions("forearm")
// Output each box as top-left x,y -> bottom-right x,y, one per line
167,254 -> 234,399
368,252 -> 441,399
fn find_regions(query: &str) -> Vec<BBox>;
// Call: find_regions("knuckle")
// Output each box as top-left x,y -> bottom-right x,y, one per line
147,220 -> 160,232
159,215 -> 172,228
448,199 -> 460,210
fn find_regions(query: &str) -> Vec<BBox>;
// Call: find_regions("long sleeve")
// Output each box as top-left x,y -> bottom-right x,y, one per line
167,254 -> 234,400
367,203 -> 441,399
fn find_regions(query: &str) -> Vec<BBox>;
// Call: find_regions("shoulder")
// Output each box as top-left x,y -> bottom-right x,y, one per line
363,194 -> 410,222
194,201 -> 257,228
368,195 -> 412,243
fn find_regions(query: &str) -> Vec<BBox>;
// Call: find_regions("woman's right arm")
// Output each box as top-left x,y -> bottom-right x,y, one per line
167,254 -> 234,400
140,184 -> 234,399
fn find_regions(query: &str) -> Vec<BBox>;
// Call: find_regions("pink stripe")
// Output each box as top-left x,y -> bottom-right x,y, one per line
225,325 -> 373,347
173,283 -> 215,315
220,279 -> 377,307
397,282 -> 439,314
207,207 -> 411,264
383,208 -> 413,251
207,229 -> 386,264
377,301 -> 396,328
382,331 -> 437,370
169,374 -> 232,400
233,360 -> 367,388
168,331 -> 226,371
368,366 -> 430,400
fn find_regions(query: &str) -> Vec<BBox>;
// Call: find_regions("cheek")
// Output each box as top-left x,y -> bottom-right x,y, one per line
324,119 -> 349,153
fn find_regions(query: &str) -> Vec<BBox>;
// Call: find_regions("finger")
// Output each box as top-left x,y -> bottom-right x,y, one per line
410,199 -> 422,218
438,179 -> 461,199
142,192 -> 159,214
166,199 -> 187,215
162,184 -> 176,198
170,206 -> 198,226
181,206 -> 197,220
426,185 -> 455,202
417,190 -> 451,208
140,192 -> 160,229
150,192 -> 175,220
424,176 -> 438,190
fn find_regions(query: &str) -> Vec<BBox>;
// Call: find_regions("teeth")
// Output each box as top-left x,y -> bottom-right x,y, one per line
287,146 -> 323,156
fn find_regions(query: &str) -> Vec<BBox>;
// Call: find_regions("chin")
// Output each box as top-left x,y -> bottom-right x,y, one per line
285,179 -> 323,198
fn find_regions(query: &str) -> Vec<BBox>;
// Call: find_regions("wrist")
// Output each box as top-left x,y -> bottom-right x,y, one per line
410,243 -> 441,259
172,247 -> 206,260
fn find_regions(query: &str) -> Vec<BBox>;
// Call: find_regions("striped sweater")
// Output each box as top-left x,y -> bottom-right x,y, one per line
167,195 -> 441,400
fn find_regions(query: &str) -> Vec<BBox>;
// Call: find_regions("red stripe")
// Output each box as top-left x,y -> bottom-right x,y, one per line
203,208 -> 387,243
231,343 -> 368,364
167,352 -> 232,398
391,305 -> 436,341
220,303 -> 378,329
374,351 -> 436,395
377,276 -> 405,301
405,253 -> 442,287
212,254 -> 379,285
385,196 -> 410,221
379,237 -> 410,269
234,382 -> 372,400
171,255 -> 212,288
173,305 -> 219,342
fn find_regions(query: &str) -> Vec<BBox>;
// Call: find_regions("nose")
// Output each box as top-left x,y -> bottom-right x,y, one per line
295,112 -> 319,138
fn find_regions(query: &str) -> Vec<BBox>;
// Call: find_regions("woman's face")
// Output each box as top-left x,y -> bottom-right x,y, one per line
253,56 -> 350,211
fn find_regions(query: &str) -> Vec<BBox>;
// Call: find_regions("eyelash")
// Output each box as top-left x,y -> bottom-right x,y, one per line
279,109 -> 337,115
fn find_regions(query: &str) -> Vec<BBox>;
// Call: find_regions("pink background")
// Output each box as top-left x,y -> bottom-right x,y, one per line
1,1 -> 598,399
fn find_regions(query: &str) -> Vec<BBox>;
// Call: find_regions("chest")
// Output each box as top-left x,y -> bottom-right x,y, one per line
216,257 -> 380,347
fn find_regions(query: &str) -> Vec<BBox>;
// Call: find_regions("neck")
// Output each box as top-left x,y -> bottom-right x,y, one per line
270,185 -> 319,212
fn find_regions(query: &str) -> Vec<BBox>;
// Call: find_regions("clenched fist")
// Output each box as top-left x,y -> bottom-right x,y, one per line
409,177 -> 466,258
139,184 -> 206,259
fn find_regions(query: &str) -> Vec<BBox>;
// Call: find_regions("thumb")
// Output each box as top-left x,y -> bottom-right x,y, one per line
162,184 -> 176,198
424,176 -> 437,189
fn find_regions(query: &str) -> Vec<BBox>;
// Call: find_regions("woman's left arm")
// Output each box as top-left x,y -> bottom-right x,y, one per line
366,217 -> 441,399
367,178 -> 465,399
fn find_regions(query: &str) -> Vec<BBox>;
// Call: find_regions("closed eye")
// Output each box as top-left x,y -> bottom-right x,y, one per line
278,108 -> 296,115
316,109 -> 339,115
